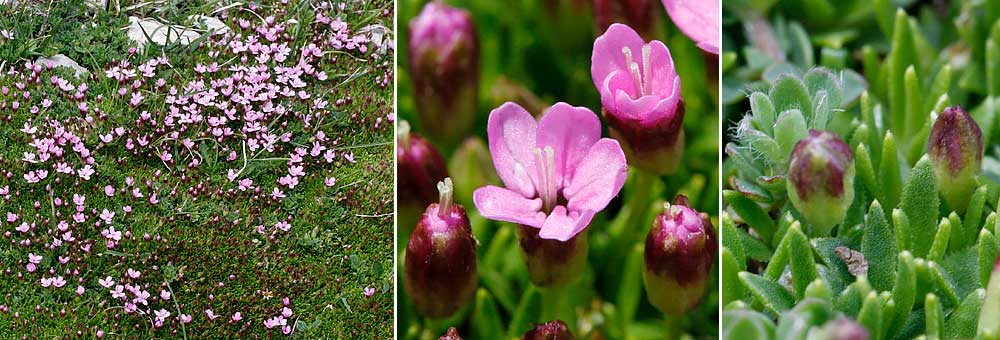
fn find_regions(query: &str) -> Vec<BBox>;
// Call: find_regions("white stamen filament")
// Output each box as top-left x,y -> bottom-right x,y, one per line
437,177 -> 453,217
533,146 -> 557,212
622,45 -> 652,97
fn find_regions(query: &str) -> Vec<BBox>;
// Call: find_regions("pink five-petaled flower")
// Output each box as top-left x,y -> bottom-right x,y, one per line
364,286 -> 375,297
472,102 -> 627,242
661,0 -> 719,54
591,23 -> 684,175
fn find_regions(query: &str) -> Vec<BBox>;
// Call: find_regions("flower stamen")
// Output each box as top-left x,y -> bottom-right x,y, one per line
533,146 -> 557,212
437,177 -> 454,217
622,45 -> 652,97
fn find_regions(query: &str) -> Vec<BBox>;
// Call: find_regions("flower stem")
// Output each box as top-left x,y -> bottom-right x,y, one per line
625,169 -> 657,240
541,286 -> 564,322
663,315 -> 682,339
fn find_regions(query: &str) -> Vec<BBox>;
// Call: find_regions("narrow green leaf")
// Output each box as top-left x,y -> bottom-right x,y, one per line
890,251 -> 916,336
804,279 -> 832,303
776,298 -> 834,340
930,261 -> 960,305
855,144 -> 880,203
770,75 -> 814,126
616,245 -> 643,325
858,291 -> 884,340
893,208 -> 912,254
739,271 -> 795,314
925,293 -> 943,340
929,218 -> 952,263
904,66 -> 924,144
980,229 -> 999,288
787,224 -> 819,300
722,213 -> 747,268
900,156 -> 940,258
722,309 -> 776,340
944,289 -> 985,339
774,110 -> 809,161
888,9 -> 918,140
948,212 -> 964,255
836,276 -> 873,318
750,92 -> 776,135
722,249 -> 746,306
880,132 -> 902,209
989,40 -> 1000,98
507,287 -> 542,337
725,190 -> 776,243
862,200 -> 896,292
964,186 -> 989,251
471,289 -> 505,340
765,221 -> 800,281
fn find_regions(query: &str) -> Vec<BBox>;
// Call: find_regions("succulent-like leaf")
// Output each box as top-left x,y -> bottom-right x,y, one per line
722,309 -> 777,340
740,271 -> 796,314
723,249 -> 747,306
945,289 -> 985,339
862,200 -> 896,292
889,251 -> 916,336
788,224 -> 819,300
925,293 -> 943,340
857,291 -> 884,340
979,229 -> 999,288
900,156 -> 940,258
725,190 -> 777,244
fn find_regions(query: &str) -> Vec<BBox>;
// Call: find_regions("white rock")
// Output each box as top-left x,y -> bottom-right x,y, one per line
359,24 -> 393,55
35,54 -> 88,78
187,15 -> 230,33
126,16 -> 201,49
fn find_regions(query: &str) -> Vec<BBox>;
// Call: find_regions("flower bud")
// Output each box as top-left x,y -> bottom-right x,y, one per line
811,318 -> 870,340
518,224 -> 588,288
980,255 -> 1000,340
787,130 -> 855,236
407,1 -> 479,145
438,327 -> 464,340
404,178 -> 478,318
521,320 -> 575,340
593,0 -> 656,37
928,106 -> 983,213
643,195 -> 716,315
397,121 -> 449,232
591,23 -> 684,174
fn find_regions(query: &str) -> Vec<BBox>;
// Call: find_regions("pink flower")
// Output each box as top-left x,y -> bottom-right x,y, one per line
160,290 -> 171,300
104,185 -> 115,197
154,309 -> 170,321
325,177 -> 336,187
364,287 -> 375,297
99,276 -> 115,288
205,309 -> 219,320
76,285 -> 85,296
591,23 -> 684,174
180,314 -> 192,324
661,0 -> 719,54
232,312 -> 243,322
472,102 -> 627,241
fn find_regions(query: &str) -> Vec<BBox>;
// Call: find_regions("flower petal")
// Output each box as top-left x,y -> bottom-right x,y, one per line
613,75 -> 681,124
646,40 -> 678,98
487,102 -> 539,197
662,0 -> 720,54
473,185 -> 546,228
564,138 -> 628,213
536,103 -> 601,187
538,206 -> 596,242
591,23 -> 646,95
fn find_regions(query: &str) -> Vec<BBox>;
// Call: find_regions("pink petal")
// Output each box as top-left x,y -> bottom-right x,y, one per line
613,76 -> 682,124
646,40 -> 678,97
564,139 -> 628,213
535,103 -> 601,187
487,102 -> 539,198
472,185 -> 546,228
538,206 -> 596,242
662,0 -> 720,54
591,23 -> 646,93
